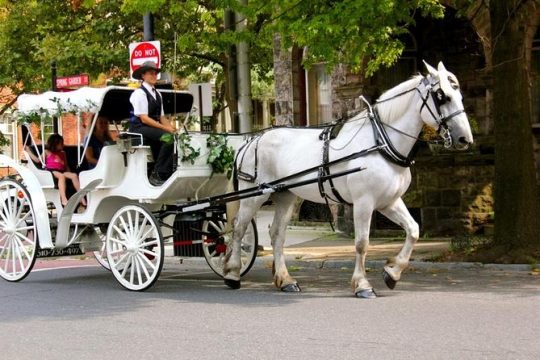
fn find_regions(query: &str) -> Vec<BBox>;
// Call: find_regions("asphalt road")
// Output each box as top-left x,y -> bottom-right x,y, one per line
1,258 -> 539,360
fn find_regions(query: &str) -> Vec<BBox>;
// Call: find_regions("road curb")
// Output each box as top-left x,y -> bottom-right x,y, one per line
166,255 -> 534,272
271,256 -> 534,272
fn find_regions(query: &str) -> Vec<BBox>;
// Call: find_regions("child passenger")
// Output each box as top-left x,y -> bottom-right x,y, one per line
27,134 -> 85,207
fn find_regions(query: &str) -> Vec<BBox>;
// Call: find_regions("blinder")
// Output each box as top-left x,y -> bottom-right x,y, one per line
419,77 -> 465,148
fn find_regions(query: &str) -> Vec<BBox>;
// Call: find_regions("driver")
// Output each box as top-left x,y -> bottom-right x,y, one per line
129,61 -> 176,186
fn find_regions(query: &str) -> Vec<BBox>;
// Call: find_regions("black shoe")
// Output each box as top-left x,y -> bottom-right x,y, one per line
149,172 -> 165,186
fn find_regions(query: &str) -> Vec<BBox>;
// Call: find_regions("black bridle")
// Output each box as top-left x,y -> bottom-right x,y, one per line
417,77 -> 466,148
374,76 -> 466,149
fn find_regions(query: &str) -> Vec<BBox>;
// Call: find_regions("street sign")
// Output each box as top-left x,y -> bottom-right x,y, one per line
129,40 -> 161,80
55,74 -> 89,89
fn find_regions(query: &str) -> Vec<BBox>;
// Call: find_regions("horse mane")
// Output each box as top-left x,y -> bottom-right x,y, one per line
375,75 -> 423,124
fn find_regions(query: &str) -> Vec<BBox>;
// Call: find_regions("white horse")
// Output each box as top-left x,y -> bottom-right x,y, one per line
223,61 -> 473,298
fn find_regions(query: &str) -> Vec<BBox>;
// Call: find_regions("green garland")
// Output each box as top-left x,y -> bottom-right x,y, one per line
206,134 -> 235,178
160,133 -> 235,176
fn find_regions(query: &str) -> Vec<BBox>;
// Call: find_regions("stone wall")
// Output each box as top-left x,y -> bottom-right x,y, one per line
405,147 -> 494,235
273,35 -> 303,126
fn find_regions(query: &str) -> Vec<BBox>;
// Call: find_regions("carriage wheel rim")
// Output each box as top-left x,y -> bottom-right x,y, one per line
202,217 -> 257,277
93,225 -> 113,271
0,180 -> 37,282
106,205 -> 163,291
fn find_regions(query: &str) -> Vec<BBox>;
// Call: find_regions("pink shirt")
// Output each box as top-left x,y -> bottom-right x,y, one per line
45,151 -> 66,171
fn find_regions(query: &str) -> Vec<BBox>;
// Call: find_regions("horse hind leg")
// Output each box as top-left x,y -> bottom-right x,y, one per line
269,192 -> 300,292
378,198 -> 419,289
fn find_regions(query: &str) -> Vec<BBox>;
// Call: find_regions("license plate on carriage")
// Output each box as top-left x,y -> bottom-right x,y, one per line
36,244 -> 85,258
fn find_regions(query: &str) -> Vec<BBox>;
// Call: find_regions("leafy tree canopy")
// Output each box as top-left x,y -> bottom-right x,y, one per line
0,0 -> 274,104
0,0 -> 444,100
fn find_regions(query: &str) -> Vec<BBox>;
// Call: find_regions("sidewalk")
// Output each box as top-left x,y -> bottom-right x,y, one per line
252,208 -> 534,271
255,207 -> 450,262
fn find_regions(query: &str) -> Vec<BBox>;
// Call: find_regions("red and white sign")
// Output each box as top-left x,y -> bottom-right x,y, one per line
56,74 -> 89,89
129,40 -> 161,80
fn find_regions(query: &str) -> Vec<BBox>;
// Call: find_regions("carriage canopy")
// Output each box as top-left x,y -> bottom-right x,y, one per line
17,86 -> 194,121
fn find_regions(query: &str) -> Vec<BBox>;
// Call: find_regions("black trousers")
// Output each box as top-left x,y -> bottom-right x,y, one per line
130,123 -> 174,178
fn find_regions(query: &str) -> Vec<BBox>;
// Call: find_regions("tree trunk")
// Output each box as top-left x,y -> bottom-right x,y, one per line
490,0 -> 540,250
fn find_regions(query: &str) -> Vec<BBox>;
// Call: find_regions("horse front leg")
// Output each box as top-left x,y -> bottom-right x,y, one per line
378,198 -> 419,289
223,196 -> 268,289
270,192 -> 299,292
351,203 -> 377,299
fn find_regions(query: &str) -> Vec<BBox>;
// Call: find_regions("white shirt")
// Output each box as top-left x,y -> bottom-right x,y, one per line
129,82 -> 165,117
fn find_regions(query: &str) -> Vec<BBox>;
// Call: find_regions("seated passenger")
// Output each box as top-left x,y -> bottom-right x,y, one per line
26,134 -> 85,207
84,115 -> 113,169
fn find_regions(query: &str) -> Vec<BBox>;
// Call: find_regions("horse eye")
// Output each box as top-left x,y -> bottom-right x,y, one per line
436,89 -> 445,102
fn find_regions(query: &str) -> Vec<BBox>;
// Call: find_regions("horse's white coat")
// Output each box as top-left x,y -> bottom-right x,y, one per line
223,62 -> 473,297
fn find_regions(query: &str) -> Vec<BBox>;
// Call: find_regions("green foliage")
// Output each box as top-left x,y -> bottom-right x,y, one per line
206,134 -> 235,178
450,235 -> 491,255
0,1 -> 140,93
258,0 -> 445,74
0,0 -> 445,97
121,0 -> 168,14
161,132 -> 201,164
177,133 -> 201,164
251,65 -> 274,101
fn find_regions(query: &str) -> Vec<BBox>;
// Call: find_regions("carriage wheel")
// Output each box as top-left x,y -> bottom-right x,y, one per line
202,215 -> 258,278
93,224 -> 112,271
0,179 -> 38,282
106,205 -> 163,291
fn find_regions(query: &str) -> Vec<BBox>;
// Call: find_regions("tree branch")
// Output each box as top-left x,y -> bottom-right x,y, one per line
188,52 -> 225,67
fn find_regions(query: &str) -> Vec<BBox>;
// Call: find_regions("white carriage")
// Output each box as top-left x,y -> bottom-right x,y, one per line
0,86 -> 258,291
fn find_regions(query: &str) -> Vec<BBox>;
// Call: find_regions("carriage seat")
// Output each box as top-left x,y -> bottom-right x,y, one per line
117,132 -> 154,162
22,151 -> 55,189
79,144 -> 126,189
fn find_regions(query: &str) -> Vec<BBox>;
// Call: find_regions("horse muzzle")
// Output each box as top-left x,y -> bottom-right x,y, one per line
453,135 -> 473,150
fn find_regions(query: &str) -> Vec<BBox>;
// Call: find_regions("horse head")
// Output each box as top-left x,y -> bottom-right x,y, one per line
421,61 -> 474,150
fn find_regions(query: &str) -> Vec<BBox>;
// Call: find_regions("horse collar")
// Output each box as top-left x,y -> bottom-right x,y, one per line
369,108 -> 416,168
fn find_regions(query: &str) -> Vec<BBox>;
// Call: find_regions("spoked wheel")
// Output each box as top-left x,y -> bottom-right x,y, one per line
0,179 -> 38,282
106,205 -> 163,291
201,214 -> 258,278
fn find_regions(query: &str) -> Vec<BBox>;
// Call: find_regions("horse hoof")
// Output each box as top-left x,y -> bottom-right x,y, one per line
224,279 -> 241,289
355,288 -> 377,299
383,270 -> 397,290
281,283 -> 301,292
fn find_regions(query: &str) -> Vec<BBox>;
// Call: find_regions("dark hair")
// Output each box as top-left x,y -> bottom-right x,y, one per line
94,116 -> 113,142
46,133 -> 64,151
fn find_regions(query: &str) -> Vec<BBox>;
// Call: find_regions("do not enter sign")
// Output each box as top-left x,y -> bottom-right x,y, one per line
129,40 -> 161,80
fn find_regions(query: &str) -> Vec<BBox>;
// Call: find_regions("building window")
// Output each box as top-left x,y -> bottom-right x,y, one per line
0,112 -> 18,161
306,63 -> 332,125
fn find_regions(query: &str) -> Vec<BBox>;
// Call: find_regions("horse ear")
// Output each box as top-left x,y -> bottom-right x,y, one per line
437,62 -> 453,91
423,60 -> 437,77
437,61 -> 448,74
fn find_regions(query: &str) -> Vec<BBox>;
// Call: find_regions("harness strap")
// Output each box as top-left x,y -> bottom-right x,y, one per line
318,128 -> 353,206
369,108 -> 416,167
236,134 -> 263,182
